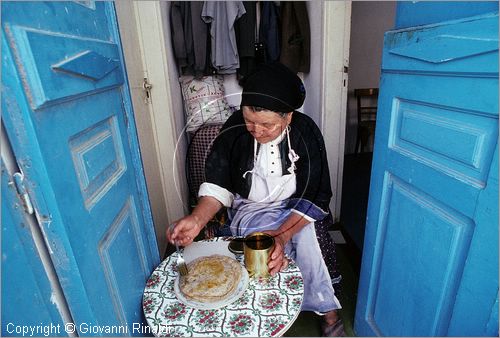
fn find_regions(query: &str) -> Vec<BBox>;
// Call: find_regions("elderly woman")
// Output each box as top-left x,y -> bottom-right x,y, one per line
168,62 -> 345,336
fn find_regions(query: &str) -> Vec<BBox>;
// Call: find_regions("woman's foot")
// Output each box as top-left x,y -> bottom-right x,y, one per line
321,310 -> 346,337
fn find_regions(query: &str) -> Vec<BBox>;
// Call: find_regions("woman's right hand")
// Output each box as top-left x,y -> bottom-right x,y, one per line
167,214 -> 203,247
166,196 -> 223,247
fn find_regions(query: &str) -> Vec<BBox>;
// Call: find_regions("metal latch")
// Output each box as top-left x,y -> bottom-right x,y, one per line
12,172 -> 34,215
143,77 -> 153,104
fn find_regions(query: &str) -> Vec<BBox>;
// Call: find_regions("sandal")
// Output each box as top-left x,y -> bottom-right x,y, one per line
321,319 -> 346,337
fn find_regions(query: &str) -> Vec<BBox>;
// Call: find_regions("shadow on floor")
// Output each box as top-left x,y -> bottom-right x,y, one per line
340,152 -> 373,251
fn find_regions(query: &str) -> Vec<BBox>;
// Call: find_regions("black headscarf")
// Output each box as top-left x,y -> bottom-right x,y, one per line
240,62 -> 306,113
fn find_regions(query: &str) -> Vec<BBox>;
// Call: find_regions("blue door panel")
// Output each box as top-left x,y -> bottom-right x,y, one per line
1,2 -> 112,40
2,2 -> 160,335
395,2 -> 499,30
2,25 -> 99,328
394,101 -> 496,173
1,160 -> 67,336
355,12 -> 498,336
377,73 -> 497,217
386,13 -> 498,74
447,144 -> 498,336
382,73 -> 498,116
370,174 -> 475,336
96,198 -> 150,325
485,293 -> 498,336
4,24 -> 123,109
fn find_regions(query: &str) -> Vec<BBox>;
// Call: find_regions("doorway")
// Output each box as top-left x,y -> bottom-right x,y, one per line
115,1 -> 352,254
335,1 -> 397,333
340,1 -> 396,262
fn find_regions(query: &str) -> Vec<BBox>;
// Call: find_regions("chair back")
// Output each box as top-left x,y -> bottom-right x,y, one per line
186,124 -> 224,206
354,88 -> 379,153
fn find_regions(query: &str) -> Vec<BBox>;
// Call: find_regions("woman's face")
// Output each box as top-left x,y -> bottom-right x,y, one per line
242,106 -> 292,144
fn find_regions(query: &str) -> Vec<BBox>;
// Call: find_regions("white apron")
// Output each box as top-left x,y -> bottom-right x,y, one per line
243,126 -> 300,203
229,126 -> 341,313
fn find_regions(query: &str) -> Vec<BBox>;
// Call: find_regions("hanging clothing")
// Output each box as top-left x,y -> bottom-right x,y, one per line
280,1 -> 311,73
259,1 -> 281,62
235,1 -> 257,81
170,1 -> 211,77
202,1 -> 246,74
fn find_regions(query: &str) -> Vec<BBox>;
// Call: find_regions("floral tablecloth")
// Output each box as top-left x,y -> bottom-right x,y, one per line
143,238 -> 304,337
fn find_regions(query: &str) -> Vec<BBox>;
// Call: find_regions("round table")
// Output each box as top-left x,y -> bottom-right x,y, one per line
143,238 -> 304,337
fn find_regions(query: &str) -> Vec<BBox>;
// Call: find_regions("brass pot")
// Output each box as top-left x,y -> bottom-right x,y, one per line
243,232 -> 275,278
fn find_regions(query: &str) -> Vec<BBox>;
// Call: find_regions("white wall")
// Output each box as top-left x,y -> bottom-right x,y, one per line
160,2 -> 187,142
345,1 -> 396,154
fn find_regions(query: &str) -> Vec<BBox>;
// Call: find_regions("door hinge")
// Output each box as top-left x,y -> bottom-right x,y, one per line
12,172 -> 34,215
343,66 -> 348,87
143,77 -> 153,104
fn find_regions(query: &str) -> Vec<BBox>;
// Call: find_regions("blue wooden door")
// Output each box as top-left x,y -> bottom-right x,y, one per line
355,13 -> 498,336
1,153 -> 67,335
2,1 -> 160,335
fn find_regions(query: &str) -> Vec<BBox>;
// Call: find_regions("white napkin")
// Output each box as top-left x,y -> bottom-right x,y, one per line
183,241 -> 235,264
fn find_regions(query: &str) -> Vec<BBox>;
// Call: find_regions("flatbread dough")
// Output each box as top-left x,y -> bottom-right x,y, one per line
179,255 -> 242,303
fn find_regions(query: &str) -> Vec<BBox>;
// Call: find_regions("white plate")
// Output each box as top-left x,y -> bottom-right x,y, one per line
173,263 -> 249,310
183,241 -> 235,264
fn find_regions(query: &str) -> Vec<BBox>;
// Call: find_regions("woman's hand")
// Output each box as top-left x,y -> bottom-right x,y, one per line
264,213 -> 310,275
166,196 -> 223,247
264,230 -> 289,276
167,214 -> 203,247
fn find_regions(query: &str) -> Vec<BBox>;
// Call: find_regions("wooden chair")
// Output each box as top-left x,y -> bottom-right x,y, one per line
354,88 -> 379,153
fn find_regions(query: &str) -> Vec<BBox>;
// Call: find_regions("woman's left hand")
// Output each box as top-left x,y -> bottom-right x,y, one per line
264,230 -> 289,276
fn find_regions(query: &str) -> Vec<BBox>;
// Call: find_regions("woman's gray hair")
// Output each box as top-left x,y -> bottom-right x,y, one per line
244,106 -> 289,118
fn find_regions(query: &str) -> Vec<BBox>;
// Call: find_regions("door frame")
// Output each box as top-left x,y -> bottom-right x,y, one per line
320,1 -> 351,220
115,1 -> 189,256
115,1 -> 352,242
